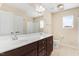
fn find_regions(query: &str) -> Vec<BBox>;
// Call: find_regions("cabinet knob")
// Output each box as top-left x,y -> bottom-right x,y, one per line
42,47 -> 44,49
43,41 -> 45,44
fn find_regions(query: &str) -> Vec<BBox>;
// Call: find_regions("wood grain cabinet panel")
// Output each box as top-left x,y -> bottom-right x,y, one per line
37,39 -> 47,56
46,36 -> 53,56
38,49 -> 46,56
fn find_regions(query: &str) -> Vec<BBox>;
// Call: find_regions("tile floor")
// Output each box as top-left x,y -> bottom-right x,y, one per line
51,44 -> 79,56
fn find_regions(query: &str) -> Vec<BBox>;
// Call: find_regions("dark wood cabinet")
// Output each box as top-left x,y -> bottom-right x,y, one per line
46,36 -> 53,55
24,49 -> 37,56
37,39 -> 46,56
0,36 -> 53,56
37,36 -> 53,56
0,42 -> 37,56
38,49 -> 46,56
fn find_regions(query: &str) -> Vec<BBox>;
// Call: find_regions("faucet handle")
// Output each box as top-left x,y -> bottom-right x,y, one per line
11,32 -> 14,34
15,31 -> 20,33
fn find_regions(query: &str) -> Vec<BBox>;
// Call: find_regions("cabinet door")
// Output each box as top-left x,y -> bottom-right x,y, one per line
37,39 -> 47,56
46,36 -> 53,56
38,49 -> 46,56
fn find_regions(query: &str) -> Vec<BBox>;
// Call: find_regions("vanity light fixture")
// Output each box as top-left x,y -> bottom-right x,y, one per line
57,4 -> 64,9
36,5 -> 45,13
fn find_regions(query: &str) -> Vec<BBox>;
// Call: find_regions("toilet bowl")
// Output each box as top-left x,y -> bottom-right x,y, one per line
53,39 -> 61,48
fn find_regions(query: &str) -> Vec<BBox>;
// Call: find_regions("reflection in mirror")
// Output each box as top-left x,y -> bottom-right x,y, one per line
27,18 -> 40,33
33,16 -> 44,34
0,10 -> 26,35
40,20 -> 44,29
26,18 -> 40,34
0,10 -> 42,36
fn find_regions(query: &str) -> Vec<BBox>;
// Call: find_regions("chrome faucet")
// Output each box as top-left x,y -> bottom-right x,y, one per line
11,32 -> 18,40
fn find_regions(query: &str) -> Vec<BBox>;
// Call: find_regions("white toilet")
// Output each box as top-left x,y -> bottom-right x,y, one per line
53,39 -> 61,48
53,36 -> 64,48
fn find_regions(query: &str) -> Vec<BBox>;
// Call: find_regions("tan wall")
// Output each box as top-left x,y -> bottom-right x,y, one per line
43,11 -> 53,34
52,7 -> 79,47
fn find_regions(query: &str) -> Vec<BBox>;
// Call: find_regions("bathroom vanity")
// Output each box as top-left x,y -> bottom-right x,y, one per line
0,33 -> 53,56
0,10 -> 53,56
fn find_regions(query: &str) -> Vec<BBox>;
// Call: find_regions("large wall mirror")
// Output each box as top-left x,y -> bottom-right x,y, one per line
0,10 -> 41,35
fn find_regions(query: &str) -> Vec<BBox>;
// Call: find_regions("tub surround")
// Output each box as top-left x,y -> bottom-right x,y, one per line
0,33 -> 53,55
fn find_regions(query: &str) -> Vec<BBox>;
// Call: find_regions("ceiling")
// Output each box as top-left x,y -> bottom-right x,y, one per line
5,3 -> 79,17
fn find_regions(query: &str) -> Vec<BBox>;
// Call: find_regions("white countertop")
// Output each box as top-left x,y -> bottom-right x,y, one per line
0,33 -> 53,53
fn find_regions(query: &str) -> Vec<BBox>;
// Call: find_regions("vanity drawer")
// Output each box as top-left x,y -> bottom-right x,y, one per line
38,39 -> 46,51
0,42 -> 37,56
38,39 -> 46,47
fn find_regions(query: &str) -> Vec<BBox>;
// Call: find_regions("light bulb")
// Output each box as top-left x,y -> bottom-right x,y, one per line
57,4 -> 64,9
36,5 -> 45,12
